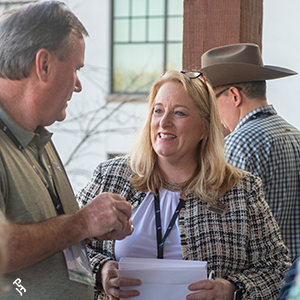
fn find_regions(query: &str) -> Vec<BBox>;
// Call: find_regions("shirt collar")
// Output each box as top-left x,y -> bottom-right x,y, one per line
235,104 -> 277,131
0,104 -> 52,149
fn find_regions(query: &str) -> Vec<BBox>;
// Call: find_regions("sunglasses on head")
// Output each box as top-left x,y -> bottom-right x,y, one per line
180,71 -> 208,91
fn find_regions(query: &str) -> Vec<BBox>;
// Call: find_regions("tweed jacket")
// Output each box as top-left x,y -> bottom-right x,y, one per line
76,156 -> 291,300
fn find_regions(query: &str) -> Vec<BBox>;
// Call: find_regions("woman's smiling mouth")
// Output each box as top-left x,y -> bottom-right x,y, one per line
159,133 -> 176,139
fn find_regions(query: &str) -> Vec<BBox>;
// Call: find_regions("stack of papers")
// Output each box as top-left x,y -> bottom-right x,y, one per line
117,257 -> 207,300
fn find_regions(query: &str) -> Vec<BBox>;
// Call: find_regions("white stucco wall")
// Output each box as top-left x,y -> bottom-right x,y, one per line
263,0 -> 300,129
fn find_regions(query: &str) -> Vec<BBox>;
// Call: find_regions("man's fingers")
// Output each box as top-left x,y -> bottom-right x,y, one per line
109,194 -> 132,232
80,192 -> 133,239
102,221 -> 133,240
109,194 -> 132,219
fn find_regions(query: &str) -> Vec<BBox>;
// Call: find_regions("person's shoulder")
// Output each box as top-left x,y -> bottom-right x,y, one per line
235,171 -> 262,192
101,155 -> 129,168
225,172 -> 270,214
275,114 -> 300,135
97,155 -> 132,176
229,118 -> 268,139
222,171 -> 261,198
225,115 -> 297,149
237,113 -> 300,137
225,123 -> 262,149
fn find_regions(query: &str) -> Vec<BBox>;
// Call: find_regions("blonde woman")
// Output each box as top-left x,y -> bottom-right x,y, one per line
77,70 -> 290,300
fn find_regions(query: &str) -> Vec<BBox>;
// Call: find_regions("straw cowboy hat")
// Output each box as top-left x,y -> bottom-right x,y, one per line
200,43 -> 297,87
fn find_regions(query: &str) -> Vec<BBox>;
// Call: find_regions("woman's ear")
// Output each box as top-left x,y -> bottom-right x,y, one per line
34,48 -> 53,82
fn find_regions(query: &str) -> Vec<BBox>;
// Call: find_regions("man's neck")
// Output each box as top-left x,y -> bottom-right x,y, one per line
240,98 -> 268,120
0,78 -> 38,132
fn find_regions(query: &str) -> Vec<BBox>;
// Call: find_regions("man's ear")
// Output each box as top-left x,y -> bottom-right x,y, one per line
34,48 -> 53,82
229,86 -> 242,107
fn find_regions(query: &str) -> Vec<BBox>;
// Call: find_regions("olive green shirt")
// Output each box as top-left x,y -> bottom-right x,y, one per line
0,105 -> 93,299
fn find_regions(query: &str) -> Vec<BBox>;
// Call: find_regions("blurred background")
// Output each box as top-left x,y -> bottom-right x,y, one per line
1,0 -> 298,192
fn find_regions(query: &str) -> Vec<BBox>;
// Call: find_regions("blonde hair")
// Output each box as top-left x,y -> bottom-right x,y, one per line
130,70 -> 243,201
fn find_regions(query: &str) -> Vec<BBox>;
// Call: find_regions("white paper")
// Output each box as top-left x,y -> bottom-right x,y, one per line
117,257 -> 207,300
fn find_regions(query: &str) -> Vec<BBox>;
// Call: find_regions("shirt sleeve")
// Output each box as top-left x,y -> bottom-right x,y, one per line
279,258 -> 299,300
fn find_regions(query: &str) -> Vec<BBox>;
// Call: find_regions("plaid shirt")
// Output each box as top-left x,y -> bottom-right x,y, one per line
77,156 -> 291,300
225,105 -> 300,261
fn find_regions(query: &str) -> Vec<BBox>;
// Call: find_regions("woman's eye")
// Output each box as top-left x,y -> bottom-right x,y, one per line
154,108 -> 163,114
175,111 -> 186,116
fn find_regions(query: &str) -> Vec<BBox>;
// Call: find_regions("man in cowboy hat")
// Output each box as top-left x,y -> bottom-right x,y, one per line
201,43 -> 300,261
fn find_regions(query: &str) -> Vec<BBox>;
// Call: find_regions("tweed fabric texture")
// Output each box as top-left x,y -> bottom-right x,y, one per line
76,156 -> 291,300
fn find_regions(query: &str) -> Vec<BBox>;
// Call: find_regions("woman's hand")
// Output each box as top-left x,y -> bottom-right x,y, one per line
101,260 -> 141,300
187,278 -> 235,300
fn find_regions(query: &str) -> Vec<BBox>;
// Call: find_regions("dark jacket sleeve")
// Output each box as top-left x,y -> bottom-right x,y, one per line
279,257 -> 299,300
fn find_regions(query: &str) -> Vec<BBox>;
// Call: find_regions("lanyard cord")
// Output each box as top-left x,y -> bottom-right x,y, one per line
0,118 -> 65,215
154,189 -> 184,259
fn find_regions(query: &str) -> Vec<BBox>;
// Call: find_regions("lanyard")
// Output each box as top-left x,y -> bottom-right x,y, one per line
154,189 -> 184,259
0,118 -> 65,215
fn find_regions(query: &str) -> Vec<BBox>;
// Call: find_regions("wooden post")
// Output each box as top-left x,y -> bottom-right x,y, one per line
182,0 -> 263,70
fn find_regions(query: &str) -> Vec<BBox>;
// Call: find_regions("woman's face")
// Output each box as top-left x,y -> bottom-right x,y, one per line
151,81 -> 205,166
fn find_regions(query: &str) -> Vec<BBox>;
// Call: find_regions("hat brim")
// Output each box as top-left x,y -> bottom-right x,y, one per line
200,63 -> 297,87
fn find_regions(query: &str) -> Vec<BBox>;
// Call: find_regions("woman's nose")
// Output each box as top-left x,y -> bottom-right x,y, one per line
160,112 -> 172,127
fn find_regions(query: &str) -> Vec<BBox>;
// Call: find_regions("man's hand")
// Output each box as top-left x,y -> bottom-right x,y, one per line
3,192 -> 133,273
76,192 -> 133,240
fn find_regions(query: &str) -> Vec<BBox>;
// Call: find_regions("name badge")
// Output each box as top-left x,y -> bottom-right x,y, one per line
63,240 -> 94,286
206,200 -> 228,216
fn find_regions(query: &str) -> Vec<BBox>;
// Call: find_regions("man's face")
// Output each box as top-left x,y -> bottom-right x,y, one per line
215,87 -> 240,135
40,33 -> 85,126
